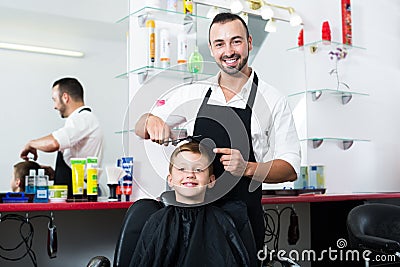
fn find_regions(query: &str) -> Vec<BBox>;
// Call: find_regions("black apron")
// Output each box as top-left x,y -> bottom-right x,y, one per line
193,73 -> 264,250
54,107 -> 91,198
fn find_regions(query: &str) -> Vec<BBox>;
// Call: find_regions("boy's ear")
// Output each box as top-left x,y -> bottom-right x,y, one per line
167,174 -> 174,188
15,177 -> 21,187
207,174 -> 216,189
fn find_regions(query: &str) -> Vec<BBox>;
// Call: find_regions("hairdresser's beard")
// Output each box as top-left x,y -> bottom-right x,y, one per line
216,52 -> 249,76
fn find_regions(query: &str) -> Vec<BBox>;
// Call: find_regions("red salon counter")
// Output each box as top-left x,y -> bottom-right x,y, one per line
1,192 -> 400,212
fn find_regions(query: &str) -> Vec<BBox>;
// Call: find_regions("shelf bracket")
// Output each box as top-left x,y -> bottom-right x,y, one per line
311,139 -> 323,149
341,92 -> 353,105
341,140 -> 354,150
311,90 -> 322,101
137,70 -> 148,84
137,14 -> 148,27
183,15 -> 194,34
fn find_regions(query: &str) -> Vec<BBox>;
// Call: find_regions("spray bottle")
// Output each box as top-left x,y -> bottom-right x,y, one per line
188,46 -> 204,73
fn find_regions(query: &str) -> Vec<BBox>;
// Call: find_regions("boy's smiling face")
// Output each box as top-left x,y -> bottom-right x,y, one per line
168,151 -> 215,204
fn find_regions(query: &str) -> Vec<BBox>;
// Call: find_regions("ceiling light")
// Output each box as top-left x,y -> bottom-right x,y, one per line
239,12 -> 249,25
289,8 -> 303,26
260,5 -> 274,20
206,6 -> 219,19
230,0 -> 244,14
0,42 -> 84,58
264,18 -> 277,32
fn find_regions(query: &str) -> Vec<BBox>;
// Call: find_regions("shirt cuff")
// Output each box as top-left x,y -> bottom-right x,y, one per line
52,129 -> 70,151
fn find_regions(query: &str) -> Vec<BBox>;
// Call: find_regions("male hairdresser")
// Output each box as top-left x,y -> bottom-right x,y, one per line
135,13 -> 300,252
20,77 -> 103,197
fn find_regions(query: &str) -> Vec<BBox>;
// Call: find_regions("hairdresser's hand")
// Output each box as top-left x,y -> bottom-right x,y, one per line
214,148 -> 247,177
20,144 -> 38,161
146,115 -> 171,145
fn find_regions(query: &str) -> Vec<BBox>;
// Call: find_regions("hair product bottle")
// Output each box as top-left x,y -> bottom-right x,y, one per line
146,20 -> 156,67
86,157 -> 98,202
188,46 -> 203,73
160,29 -> 171,68
183,0 -> 193,14
34,169 -> 48,203
341,0 -> 352,45
25,169 -> 36,194
177,33 -> 188,69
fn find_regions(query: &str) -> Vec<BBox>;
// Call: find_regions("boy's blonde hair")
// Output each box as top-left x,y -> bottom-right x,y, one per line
169,142 -> 214,174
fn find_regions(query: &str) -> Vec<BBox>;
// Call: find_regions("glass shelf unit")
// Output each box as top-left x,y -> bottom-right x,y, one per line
288,88 -> 369,104
116,65 -> 215,83
114,129 -> 135,134
116,6 -> 209,26
301,137 -> 371,150
288,40 -> 366,52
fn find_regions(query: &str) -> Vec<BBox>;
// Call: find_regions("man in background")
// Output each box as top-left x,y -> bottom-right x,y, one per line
20,77 -> 103,197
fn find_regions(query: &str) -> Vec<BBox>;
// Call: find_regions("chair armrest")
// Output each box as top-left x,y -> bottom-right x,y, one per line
356,235 -> 400,254
87,256 -> 111,267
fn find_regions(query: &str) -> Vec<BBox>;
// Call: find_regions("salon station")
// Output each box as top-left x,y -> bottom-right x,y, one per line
0,0 -> 399,267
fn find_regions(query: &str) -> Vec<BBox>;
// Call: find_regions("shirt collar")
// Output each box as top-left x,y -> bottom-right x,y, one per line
210,69 -> 255,102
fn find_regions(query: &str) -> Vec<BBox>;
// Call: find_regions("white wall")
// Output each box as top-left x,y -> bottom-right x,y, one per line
0,6 -> 128,192
127,0 -> 400,197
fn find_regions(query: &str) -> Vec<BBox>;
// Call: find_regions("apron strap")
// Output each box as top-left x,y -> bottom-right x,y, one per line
247,72 -> 258,109
79,107 -> 92,113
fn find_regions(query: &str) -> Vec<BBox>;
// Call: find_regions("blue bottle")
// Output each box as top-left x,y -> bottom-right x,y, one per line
25,169 -> 36,194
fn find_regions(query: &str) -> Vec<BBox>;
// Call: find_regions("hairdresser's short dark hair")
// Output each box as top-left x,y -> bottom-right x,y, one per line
209,12 -> 250,43
52,77 -> 84,102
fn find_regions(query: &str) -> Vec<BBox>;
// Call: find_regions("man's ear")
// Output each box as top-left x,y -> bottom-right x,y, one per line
248,34 -> 253,52
207,174 -> 216,189
208,43 -> 214,57
15,177 -> 21,187
167,174 -> 174,188
62,92 -> 69,103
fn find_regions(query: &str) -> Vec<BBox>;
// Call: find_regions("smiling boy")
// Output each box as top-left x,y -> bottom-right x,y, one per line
167,142 -> 215,204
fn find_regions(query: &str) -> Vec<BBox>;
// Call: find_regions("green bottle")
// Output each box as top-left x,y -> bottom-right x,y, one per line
188,46 -> 203,74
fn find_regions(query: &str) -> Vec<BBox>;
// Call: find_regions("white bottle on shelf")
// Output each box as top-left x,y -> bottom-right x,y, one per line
177,33 -> 188,70
160,29 -> 171,69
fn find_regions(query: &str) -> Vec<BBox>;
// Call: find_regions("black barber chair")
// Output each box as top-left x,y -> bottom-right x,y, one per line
88,199 -> 164,267
347,203 -> 400,266
87,191 -> 258,267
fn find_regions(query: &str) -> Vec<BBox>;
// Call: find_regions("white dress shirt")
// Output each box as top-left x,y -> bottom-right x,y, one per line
52,106 -> 104,167
152,70 -> 301,175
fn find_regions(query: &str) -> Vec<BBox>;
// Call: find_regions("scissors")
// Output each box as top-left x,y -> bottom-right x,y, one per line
162,135 -> 202,146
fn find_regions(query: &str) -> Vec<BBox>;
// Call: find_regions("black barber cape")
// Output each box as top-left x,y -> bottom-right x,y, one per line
129,200 -> 254,267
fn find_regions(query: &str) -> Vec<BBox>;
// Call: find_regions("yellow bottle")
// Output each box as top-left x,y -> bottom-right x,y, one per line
86,157 -> 98,202
71,158 -> 86,199
183,0 -> 193,14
